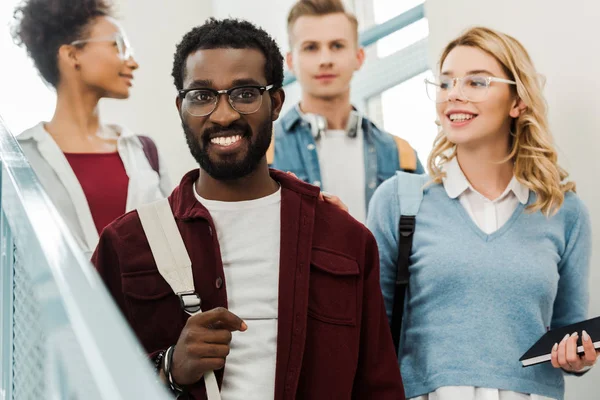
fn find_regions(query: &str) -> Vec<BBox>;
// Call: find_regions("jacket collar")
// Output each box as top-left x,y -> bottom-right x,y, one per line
281,106 -> 303,132
171,168 -> 320,221
281,104 -> 377,142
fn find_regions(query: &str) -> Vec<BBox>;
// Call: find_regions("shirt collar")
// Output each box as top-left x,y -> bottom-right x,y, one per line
506,175 -> 530,204
442,157 -> 471,199
442,157 -> 529,204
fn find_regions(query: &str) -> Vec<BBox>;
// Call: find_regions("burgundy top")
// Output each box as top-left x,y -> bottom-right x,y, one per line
64,152 -> 129,234
92,169 -> 405,400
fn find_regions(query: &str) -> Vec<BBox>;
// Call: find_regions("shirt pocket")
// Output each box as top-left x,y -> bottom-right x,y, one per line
121,270 -> 184,345
308,248 -> 360,326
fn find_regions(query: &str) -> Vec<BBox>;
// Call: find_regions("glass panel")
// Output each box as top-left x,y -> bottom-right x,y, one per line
0,117 -> 170,399
372,0 -> 428,58
374,70 -> 438,168
372,0 -> 424,23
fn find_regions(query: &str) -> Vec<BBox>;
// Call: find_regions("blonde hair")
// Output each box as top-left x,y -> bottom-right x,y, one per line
287,0 -> 359,47
427,26 -> 575,216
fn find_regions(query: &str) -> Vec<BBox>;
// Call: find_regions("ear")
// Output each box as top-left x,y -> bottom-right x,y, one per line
58,44 -> 80,70
270,88 -> 286,121
285,52 -> 295,75
509,97 -> 527,118
175,95 -> 183,115
355,47 -> 366,71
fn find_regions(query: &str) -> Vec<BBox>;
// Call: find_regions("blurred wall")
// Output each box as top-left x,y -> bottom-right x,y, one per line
100,0 -> 213,183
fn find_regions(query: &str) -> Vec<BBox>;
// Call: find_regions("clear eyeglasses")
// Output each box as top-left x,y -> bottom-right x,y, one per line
424,75 -> 516,103
71,32 -> 134,61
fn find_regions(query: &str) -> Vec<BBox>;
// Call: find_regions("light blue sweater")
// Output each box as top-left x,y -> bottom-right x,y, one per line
366,173 -> 592,400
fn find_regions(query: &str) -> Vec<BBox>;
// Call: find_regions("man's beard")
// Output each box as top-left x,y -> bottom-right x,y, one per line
182,118 -> 272,181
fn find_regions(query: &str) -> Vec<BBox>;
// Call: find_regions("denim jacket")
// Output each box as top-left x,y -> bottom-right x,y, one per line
272,106 -> 424,208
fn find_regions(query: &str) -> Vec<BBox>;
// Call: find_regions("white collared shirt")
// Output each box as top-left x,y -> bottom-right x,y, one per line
17,122 -> 172,258
442,157 -> 529,234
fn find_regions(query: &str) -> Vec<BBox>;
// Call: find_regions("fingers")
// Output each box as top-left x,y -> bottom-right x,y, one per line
191,307 -> 247,332
565,332 -> 583,371
556,333 -> 570,369
286,171 -> 298,179
582,330 -> 598,366
551,342 -> 560,368
202,329 -> 233,345
321,192 -> 349,212
189,343 -> 230,359
554,332 -> 592,372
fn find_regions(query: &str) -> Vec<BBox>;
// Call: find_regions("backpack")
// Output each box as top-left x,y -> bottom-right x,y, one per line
138,135 -> 160,175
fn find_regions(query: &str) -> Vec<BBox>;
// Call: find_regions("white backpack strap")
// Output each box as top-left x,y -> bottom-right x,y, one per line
137,199 -> 201,313
397,172 -> 428,216
137,199 -> 220,400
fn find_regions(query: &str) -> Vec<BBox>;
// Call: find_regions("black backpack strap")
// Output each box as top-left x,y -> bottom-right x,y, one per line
390,172 -> 427,355
138,135 -> 160,175
391,215 -> 416,355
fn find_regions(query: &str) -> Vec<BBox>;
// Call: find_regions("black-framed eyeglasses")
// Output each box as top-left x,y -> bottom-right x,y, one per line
178,84 -> 274,117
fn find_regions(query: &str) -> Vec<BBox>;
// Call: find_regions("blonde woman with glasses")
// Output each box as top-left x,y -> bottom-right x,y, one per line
13,0 -> 171,258
367,27 -> 594,400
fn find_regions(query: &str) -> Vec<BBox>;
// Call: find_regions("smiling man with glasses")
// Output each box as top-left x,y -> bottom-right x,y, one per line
92,18 -> 404,400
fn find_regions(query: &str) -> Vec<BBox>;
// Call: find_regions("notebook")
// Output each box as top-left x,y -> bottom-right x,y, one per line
520,316 -> 600,367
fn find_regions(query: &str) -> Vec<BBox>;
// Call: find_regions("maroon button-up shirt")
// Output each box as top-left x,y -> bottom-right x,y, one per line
92,169 -> 404,399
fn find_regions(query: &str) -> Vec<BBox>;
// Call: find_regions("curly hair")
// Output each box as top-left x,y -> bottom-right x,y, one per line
171,18 -> 284,91
427,27 -> 575,216
12,0 -> 112,87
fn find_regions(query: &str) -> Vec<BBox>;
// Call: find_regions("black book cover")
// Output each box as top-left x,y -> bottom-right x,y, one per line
520,316 -> 600,367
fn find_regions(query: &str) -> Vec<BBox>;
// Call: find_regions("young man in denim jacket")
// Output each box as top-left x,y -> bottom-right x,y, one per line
270,0 -> 424,222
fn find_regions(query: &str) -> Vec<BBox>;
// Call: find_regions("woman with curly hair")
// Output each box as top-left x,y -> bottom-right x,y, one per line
367,27 -> 594,400
13,0 -> 171,257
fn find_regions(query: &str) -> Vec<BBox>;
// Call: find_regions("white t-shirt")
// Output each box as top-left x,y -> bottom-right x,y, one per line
316,127 -> 366,223
194,184 -> 281,400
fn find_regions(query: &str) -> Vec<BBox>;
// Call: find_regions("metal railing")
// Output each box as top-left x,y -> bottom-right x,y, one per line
0,116 -> 170,400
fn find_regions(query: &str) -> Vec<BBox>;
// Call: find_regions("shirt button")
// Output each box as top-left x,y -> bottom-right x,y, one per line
369,146 -> 375,153
313,180 -> 321,187
368,181 -> 377,189
215,277 -> 223,289
307,144 -> 316,151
